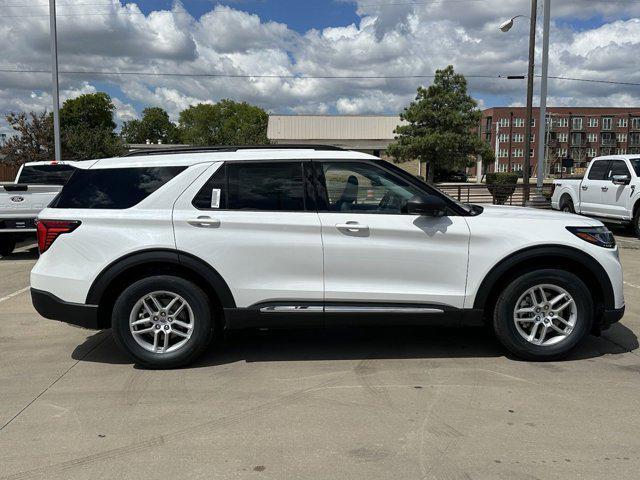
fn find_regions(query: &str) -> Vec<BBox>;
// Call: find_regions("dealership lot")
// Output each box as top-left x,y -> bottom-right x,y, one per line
1,238 -> 639,480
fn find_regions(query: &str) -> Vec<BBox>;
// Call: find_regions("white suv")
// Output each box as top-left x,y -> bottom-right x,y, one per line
30,146 -> 625,368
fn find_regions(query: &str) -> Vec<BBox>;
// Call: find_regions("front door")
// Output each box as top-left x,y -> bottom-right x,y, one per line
315,160 -> 470,310
173,161 -> 324,309
601,159 -> 633,220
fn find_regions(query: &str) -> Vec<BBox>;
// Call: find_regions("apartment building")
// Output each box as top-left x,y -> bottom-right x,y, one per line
481,107 -> 640,174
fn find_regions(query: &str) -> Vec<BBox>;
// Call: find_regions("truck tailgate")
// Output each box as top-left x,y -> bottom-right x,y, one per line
0,184 -> 62,226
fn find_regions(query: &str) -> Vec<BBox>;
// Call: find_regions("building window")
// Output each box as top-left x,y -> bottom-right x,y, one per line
572,117 -> 583,130
630,132 -> 640,146
632,117 -> 640,130
588,133 -> 597,143
530,148 -> 535,158
559,147 -> 568,157
530,118 -> 536,127
499,133 -> 509,142
587,148 -> 597,158
496,163 -> 508,172
513,118 -> 524,127
601,132 -> 616,146
618,118 -> 628,128
512,163 -> 523,172
512,133 -> 524,142
617,133 -> 627,143
558,133 -> 568,143
485,116 -> 492,131
498,118 -> 510,128
512,148 -> 524,158
602,117 -> 613,130
530,133 -> 535,143
498,149 -> 509,158
588,118 -> 598,128
556,118 -> 568,128
616,148 -> 627,155
571,132 -> 584,146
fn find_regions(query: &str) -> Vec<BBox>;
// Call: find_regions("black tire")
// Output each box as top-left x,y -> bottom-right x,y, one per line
633,205 -> 640,239
560,195 -> 575,213
492,269 -> 593,361
112,275 -> 214,369
0,236 -> 16,257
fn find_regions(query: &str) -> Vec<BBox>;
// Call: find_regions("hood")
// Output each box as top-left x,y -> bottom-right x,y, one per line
475,204 -> 603,226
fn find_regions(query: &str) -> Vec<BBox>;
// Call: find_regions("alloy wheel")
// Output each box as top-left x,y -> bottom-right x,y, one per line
513,284 -> 577,346
129,291 -> 195,354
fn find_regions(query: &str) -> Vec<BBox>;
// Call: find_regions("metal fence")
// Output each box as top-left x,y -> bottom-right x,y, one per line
437,183 -> 554,206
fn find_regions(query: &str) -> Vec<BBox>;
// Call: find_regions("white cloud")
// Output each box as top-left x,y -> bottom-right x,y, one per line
0,0 -> 639,129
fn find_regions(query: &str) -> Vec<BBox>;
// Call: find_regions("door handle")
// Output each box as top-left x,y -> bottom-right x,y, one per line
336,222 -> 369,233
187,216 -> 220,228
581,185 -> 588,191
601,186 -> 609,192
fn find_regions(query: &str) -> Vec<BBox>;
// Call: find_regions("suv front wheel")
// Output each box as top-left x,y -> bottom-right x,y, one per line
492,269 -> 593,361
112,275 -> 214,369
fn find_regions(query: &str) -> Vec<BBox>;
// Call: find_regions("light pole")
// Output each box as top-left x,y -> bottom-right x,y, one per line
49,0 -> 62,162
500,0 -> 543,206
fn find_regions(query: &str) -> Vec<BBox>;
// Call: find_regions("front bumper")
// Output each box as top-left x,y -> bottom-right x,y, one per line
31,288 -> 100,329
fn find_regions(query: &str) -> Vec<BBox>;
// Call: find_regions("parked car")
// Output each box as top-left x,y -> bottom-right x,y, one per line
0,161 -> 76,256
30,146 -> 624,368
435,169 -> 468,183
551,155 -> 640,237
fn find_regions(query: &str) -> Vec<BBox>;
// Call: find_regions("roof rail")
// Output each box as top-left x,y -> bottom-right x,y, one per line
123,144 -> 346,157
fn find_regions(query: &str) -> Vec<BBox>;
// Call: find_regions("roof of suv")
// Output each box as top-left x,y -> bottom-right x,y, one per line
81,148 -> 379,170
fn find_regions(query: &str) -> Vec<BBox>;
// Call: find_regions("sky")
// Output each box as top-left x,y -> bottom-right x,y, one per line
1,0 -> 640,134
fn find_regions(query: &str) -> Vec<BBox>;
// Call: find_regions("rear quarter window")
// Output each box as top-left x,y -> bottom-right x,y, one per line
50,166 -> 185,209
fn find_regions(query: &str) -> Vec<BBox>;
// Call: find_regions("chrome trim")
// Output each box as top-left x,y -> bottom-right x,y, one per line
260,305 -> 323,313
325,306 -> 444,314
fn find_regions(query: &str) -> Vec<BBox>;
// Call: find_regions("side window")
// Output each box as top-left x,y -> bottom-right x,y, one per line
318,161 -> 425,214
608,160 -> 630,179
228,162 -> 305,211
587,161 -> 610,180
193,164 -> 227,210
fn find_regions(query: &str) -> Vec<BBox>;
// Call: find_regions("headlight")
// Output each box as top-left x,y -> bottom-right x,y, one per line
566,226 -> 615,249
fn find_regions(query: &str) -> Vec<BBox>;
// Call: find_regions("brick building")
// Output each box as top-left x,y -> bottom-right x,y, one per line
481,107 -> 640,175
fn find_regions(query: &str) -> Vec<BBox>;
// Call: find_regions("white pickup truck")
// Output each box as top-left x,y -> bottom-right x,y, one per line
0,161 -> 75,256
551,155 -> 640,237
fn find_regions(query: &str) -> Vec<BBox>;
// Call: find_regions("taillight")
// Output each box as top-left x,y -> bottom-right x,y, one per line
36,220 -> 81,253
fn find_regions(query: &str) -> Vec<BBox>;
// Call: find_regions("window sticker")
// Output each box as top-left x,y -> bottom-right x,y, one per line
211,188 -> 221,208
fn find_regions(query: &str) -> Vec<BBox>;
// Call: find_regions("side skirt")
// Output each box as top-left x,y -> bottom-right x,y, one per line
223,302 -> 485,330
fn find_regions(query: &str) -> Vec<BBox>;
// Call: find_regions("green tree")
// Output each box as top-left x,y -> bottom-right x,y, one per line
387,65 -> 494,183
60,92 -> 123,159
121,107 -> 179,145
178,99 -> 269,146
0,111 -> 54,165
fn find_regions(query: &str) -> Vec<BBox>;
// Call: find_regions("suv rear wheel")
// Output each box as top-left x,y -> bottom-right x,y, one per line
112,275 -> 214,369
492,269 -> 593,361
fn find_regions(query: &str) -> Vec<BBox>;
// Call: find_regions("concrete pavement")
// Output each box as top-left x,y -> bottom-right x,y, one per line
1,240 -> 639,480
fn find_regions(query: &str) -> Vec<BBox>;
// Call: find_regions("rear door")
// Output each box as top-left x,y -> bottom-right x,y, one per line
601,159 -> 633,220
315,160 -> 470,312
580,159 -> 611,216
173,161 -> 324,311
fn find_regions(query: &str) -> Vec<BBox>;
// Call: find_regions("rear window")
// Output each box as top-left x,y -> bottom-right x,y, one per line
50,167 -> 185,209
17,164 -> 75,185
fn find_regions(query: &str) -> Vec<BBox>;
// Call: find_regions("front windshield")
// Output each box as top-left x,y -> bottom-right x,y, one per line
630,158 -> 640,177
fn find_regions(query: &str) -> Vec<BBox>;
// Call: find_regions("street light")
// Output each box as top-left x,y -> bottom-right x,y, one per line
500,0 -> 552,206
499,15 -> 527,32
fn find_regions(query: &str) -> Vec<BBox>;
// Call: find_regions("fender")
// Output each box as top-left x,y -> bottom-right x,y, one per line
85,248 -> 236,308
472,245 -> 615,310
557,186 -> 578,209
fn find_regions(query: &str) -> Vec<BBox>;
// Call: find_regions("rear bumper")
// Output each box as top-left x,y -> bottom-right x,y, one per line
31,288 -> 100,329
600,305 -> 625,330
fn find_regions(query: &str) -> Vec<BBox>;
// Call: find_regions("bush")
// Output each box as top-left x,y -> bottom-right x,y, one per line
486,172 -> 518,205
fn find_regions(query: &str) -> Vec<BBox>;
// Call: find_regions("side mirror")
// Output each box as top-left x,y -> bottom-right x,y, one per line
406,195 -> 447,217
612,174 -> 631,185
